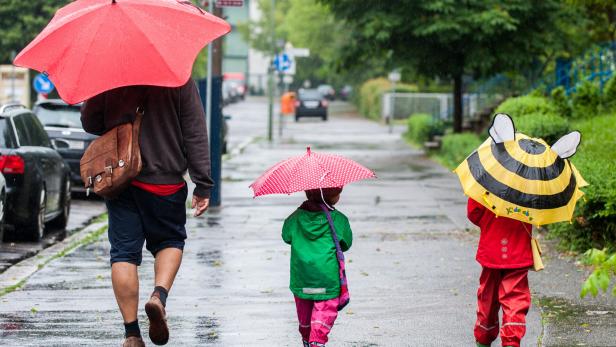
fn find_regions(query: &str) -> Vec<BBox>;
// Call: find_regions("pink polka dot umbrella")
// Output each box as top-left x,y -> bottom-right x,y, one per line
250,147 -> 376,197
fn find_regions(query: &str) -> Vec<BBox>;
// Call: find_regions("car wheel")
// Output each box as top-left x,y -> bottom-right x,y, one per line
26,187 -> 46,242
322,114 -> 328,121
295,115 -> 300,122
51,177 -> 71,230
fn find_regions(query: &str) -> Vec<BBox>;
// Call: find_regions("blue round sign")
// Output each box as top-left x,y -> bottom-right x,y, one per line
33,73 -> 55,94
274,53 -> 292,72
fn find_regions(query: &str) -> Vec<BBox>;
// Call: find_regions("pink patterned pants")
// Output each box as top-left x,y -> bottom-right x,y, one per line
294,296 -> 339,345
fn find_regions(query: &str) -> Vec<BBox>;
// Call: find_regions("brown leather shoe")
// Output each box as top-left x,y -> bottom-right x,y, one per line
122,336 -> 145,347
145,293 -> 169,345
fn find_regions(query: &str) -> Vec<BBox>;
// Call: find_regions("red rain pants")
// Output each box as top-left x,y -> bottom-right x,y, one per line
294,296 -> 339,345
474,267 -> 531,347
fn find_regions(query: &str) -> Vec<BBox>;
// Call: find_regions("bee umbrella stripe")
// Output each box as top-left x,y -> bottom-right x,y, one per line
477,144 -> 572,194
490,142 -> 565,180
466,151 -> 578,209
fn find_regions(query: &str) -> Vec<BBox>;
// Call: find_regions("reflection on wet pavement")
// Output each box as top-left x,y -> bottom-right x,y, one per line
0,100 -> 540,346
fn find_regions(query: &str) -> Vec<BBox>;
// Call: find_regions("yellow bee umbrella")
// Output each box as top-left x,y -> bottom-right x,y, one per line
454,114 -> 588,226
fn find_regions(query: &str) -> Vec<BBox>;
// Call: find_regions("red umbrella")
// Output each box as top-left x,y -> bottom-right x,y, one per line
14,0 -> 230,104
250,147 -> 376,197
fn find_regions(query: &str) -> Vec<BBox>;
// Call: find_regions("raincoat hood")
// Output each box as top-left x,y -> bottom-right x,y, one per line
295,209 -> 331,240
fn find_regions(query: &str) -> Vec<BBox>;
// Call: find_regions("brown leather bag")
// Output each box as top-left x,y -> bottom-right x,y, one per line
80,107 -> 144,198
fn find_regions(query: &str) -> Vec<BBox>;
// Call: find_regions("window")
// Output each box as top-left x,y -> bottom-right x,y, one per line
0,119 -> 14,148
13,114 -> 32,147
24,114 -> 51,147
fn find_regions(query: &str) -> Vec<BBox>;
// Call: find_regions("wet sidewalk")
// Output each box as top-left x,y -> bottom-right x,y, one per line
0,100 -> 612,346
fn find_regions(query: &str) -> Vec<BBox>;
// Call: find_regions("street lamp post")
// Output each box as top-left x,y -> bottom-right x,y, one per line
388,70 -> 401,134
267,0 -> 276,142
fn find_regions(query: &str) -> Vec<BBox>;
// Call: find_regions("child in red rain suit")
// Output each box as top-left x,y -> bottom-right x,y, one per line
467,198 -> 533,347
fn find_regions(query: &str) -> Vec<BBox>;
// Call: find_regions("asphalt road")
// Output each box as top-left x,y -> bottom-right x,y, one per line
0,197 -> 106,273
0,99 -> 614,346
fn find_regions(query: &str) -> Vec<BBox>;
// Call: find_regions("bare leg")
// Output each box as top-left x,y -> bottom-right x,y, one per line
154,248 -> 183,291
111,262 -> 139,323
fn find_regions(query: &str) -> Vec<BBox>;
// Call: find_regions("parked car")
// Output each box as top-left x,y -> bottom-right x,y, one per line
0,103 -> 71,241
339,85 -> 353,101
33,99 -> 97,193
224,72 -> 247,100
317,84 -> 336,100
222,80 -> 239,105
295,89 -> 329,121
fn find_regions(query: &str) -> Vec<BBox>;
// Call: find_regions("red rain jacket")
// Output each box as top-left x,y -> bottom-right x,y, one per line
467,198 -> 533,269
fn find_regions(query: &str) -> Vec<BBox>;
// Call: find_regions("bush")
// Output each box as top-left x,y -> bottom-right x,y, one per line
405,114 -> 444,145
358,78 -> 418,120
602,74 -> 616,110
550,86 -> 572,118
548,114 -> 616,251
495,95 -> 557,117
515,113 -> 570,144
571,80 -> 600,119
436,133 -> 483,169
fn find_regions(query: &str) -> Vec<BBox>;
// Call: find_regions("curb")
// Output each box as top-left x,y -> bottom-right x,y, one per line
223,135 -> 262,161
0,220 -> 108,296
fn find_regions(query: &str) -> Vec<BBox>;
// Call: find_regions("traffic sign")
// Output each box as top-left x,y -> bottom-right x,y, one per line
274,53 -> 292,72
33,73 -> 54,94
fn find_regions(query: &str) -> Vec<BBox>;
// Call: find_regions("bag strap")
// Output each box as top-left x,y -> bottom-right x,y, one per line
320,203 -> 345,262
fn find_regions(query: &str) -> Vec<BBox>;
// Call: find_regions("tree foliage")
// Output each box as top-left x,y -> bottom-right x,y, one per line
319,0 -> 574,132
0,1 -> 70,64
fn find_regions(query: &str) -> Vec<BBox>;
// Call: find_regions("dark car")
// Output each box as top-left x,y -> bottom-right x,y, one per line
33,99 -> 97,193
0,104 -> 71,241
295,89 -> 329,121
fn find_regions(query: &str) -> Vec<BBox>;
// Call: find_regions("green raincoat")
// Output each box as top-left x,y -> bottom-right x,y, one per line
282,208 -> 353,300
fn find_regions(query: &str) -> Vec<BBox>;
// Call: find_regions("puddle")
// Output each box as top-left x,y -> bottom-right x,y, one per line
354,214 -> 450,223
196,250 -> 223,267
536,296 -> 616,345
195,316 -> 220,343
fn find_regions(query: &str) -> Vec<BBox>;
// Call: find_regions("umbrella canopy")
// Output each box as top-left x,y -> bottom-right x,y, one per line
454,114 -> 588,226
14,0 -> 230,104
250,147 -> 376,197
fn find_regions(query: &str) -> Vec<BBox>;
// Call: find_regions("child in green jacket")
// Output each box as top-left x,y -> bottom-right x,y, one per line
282,187 -> 353,347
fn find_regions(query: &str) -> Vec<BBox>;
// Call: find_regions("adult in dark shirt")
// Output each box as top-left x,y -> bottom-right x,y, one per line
81,80 -> 212,347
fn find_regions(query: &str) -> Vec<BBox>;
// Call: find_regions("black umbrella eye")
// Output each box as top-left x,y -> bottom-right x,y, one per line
519,138 -> 546,155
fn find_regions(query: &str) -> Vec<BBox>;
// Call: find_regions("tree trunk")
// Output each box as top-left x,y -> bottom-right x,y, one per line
453,73 -> 463,133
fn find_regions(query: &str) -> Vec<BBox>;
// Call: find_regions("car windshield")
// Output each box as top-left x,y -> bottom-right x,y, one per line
299,89 -> 322,100
35,104 -> 82,128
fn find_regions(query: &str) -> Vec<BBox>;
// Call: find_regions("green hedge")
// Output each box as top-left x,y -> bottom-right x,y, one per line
495,95 -> 557,117
571,80 -> 600,119
495,95 -> 570,144
515,112 -> 570,144
405,114 -> 444,145
436,133 -> 483,170
549,114 -> 616,251
358,78 -> 418,120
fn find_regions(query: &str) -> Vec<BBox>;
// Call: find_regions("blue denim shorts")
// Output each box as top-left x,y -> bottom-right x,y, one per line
106,184 -> 188,266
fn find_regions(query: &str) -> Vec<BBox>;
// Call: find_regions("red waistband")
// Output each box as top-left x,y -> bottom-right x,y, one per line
131,180 -> 185,196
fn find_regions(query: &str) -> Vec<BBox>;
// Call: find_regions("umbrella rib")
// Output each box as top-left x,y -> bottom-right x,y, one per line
126,7 -> 185,82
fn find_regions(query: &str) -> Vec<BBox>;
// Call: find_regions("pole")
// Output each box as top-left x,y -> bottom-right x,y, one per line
208,1 -> 225,207
267,0 -> 276,142
389,80 -> 396,134
205,0 -> 213,138
10,51 -> 16,102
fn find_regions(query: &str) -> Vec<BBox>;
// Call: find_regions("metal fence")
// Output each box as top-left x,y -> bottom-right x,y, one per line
381,92 -> 503,121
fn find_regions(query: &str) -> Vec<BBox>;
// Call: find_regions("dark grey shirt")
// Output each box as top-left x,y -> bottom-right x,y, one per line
81,80 -> 213,197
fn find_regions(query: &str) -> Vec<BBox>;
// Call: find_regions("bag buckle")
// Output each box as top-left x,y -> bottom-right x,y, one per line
105,165 -> 113,174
